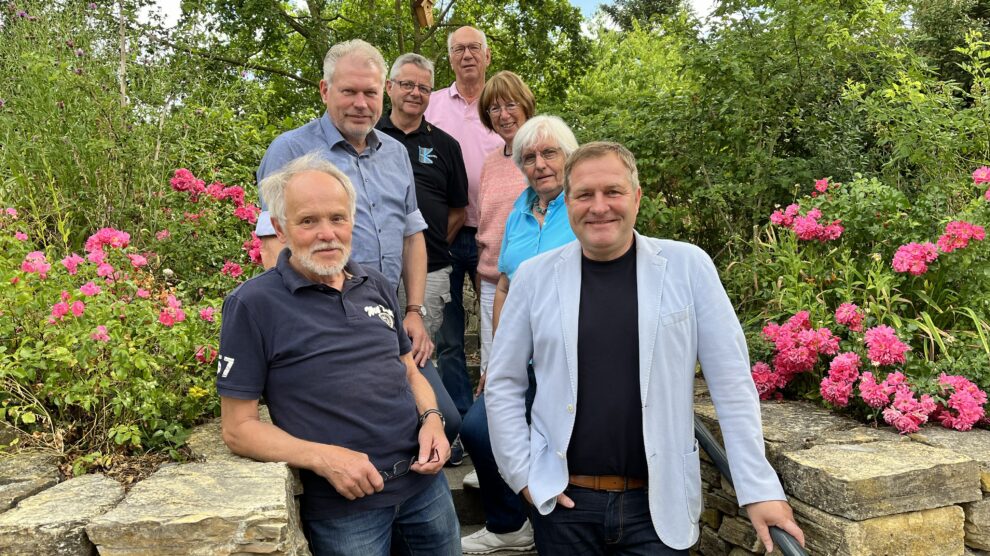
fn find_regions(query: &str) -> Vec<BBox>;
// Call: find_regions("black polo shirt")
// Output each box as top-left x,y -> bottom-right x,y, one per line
376,115 -> 469,272
217,249 -> 430,519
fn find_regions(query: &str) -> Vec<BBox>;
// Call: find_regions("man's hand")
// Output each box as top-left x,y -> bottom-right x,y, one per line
403,312 -> 434,367
474,372 -> 487,397
521,486 -> 575,509
745,500 -> 805,553
310,444 -> 384,501
411,413 -> 448,475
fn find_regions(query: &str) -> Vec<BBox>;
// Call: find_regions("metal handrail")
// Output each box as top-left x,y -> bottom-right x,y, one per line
694,415 -> 808,556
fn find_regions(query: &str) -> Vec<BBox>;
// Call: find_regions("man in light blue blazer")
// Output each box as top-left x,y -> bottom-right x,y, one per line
485,142 -> 805,554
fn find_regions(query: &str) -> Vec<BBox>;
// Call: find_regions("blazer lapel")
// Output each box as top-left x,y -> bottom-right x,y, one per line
555,243 -> 582,400
636,233 -> 666,404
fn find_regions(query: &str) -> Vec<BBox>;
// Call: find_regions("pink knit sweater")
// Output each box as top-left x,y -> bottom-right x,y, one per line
476,149 -> 527,283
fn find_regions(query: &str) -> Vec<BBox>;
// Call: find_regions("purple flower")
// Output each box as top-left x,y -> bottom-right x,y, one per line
74,48 -> 84,57
16,9 -> 26,17
87,2 -> 97,9
0,98 -> 5,108
65,40 -> 74,47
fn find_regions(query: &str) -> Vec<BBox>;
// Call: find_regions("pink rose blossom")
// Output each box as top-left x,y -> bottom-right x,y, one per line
70,301 -> 85,317
170,168 -> 206,199
90,325 -> 110,342
159,296 -> 186,327
892,242 -> 938,276
14,231 -> 27,241
136,288 -> 151,299
233,204 -> 260,224
243,233 -> 263,265
835,303 -> 863,332
221,186 -> 246,207
814,178 -> 829,193
221,260 -> 243,278
79,281 -> 101,296
882,388 -> 936,434
195,345 -> 218,364
5,208 -> 17,218
87,249 -> 105,264
864,325 -> 910,366
96,262 -> 114,278
821,377 -> 854,406
61,253 -> 84,275
937,221 -> 986,253
51,301 -> 69,321
21,251 -> 51,278
127,253 -> 148,268
199,307 -> 215,322
933,374 -> 988,431
973,166 -> 990,184
84,228 -> 130,253
155,229 -> 170,241
859,372 -> 891,408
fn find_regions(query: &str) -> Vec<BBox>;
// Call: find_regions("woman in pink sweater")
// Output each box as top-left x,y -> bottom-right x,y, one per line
475,71 -> 536,380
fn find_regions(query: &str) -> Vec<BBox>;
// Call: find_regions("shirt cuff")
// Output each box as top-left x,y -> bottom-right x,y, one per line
403,209 -> 428,237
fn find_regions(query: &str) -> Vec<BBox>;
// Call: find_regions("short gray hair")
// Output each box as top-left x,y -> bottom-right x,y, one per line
447,26 -> 488,53
389,53 -> 435,86
322,39 -> 387,85
511,115 -> 579,172
563,141 -> 641,193
260,153 -> 357,227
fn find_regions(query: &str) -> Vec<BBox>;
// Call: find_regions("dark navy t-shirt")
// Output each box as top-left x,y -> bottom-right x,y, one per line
217,249 -> 430,519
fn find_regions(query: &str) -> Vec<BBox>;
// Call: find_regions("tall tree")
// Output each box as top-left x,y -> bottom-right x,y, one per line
601,0 -> 682,31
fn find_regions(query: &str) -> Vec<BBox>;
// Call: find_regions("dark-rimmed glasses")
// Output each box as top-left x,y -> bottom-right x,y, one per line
379,448 -> 440,482
392,80 -> 432,96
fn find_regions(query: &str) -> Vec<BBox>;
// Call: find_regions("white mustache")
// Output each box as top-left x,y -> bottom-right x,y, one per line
310,241 -> 346,254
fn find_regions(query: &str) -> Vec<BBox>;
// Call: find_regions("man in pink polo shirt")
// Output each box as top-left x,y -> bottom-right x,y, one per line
424,26 -> 504,457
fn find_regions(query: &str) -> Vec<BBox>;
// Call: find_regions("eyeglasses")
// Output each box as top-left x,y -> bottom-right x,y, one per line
522,147 -> 562,167
379,448 -> 440,482
450,43 -> 484,57
392,80 -> 432,96
487,102 -> 520,117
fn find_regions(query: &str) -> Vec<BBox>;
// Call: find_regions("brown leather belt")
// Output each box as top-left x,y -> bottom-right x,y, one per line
568,475 -> 647,492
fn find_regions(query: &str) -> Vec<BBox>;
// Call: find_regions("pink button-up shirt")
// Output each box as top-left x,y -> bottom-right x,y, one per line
425,82 -> 504,227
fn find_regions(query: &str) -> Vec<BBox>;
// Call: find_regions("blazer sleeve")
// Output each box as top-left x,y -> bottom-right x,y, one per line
690,246 -> 787,506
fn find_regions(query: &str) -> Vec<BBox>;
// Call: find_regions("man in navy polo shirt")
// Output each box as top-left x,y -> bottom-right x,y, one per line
376,52 -> 468,362
218,153 -> 460,555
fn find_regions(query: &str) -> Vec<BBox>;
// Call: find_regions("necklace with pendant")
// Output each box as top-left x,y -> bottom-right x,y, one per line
532,197 -> 548,215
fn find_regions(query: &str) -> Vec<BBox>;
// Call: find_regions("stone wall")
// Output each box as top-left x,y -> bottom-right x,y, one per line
0,384 -> 987,555
692,380 -> 990,556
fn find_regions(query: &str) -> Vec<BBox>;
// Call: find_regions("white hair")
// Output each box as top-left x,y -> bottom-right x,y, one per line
389,53 -> 435,86
322,39 -> 387,85
260,153 -> 357,226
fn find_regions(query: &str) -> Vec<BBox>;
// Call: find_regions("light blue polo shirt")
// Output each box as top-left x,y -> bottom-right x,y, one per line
255,113 -> 427,288
497,188 -> 576,281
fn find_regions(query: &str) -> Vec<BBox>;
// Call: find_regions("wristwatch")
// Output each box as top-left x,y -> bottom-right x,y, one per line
405,304 -> 427,317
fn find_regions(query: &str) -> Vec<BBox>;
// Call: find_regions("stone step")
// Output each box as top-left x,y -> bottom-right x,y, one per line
444,457 -> 485,526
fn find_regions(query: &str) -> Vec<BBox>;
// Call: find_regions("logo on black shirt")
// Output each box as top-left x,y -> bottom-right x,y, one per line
418,146 -> 437,165
364,304 -> 395,329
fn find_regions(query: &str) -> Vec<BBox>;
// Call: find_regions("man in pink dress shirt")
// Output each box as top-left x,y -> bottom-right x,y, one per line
424,27 -> 505,450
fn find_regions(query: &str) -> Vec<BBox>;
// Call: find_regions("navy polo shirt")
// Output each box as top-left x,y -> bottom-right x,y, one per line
217,249 -> 430,519
376,115 -> 469,272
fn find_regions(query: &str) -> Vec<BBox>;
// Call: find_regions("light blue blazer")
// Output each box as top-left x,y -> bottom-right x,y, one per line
485,232 -> 786,550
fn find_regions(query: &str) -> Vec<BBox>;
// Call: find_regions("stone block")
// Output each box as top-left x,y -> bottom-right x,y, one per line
914,427 -> 990,493
778,441 -> 981,520
699,524 -> 729,555
790,496 -> 965,556
0,474 -> 124,555
87,461 -> 310,555
701,507 -> 723,530
965,496 -> 990,550
0,452 -> 60,513
705,489 -> 740,516
717,515 -> 763,553
701,459 -> 721,485
695,399 -> 857,467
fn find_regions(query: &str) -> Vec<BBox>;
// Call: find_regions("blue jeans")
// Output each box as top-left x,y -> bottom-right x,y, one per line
460,367 -> 536,534
527,486 -> 687,556
436,227 -> 477,417
303,474 -> 460,556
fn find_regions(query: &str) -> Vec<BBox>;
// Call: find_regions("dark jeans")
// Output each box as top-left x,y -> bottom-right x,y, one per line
527,486 -> 687,556
420,359 -> 460,444
436,227 -> 477,417
459,367 -> 536,534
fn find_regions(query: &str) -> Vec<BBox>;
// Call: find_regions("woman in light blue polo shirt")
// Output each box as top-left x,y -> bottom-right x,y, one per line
459,115 -> 579,555
492,115 -> 579,327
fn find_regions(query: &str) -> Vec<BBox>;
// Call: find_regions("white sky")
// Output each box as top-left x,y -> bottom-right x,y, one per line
145,0 -> 718,28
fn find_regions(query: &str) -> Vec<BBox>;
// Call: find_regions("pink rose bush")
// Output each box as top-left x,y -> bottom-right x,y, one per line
769,198 -> 844,242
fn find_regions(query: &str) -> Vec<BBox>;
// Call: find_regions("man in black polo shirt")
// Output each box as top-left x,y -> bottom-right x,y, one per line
218,153 -> 460,555
377,52 -> 469,342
